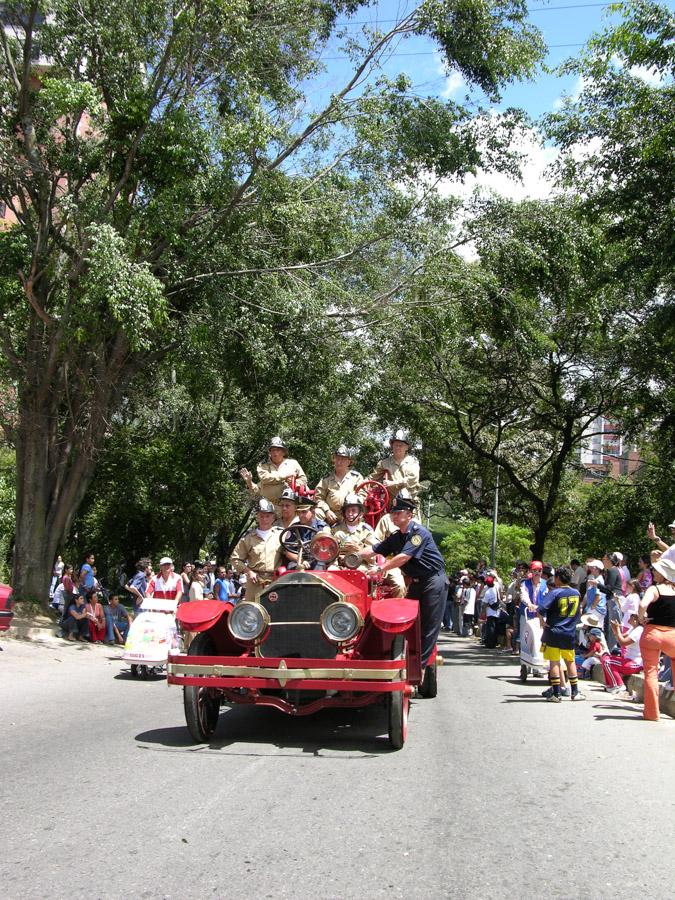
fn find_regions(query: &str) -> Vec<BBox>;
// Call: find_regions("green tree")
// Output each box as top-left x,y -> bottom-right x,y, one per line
545,0 -> 675,469
372,198 -> 650,558
440,518 -> 531,577
0,0 -> 544,604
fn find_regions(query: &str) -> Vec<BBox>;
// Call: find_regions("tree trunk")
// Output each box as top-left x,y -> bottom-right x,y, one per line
12,392 -> 60,604
530,520 -> 548,561
11,328 -> 135,609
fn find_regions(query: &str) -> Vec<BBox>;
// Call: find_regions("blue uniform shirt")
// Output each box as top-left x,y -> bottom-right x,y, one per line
537,586 -> 581,650
374,522 -> 445,578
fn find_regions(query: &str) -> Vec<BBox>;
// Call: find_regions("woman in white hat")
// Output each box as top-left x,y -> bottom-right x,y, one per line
638,555 -> 675,720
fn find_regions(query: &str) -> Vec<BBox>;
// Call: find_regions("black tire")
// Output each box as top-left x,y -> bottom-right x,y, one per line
388,689 -> 408,750
130,664 -> 139,678
388,635 -> 408,749
520,664 -> 528,683
139,664 -> 151,680
183,632 -> 220,743
419,661 -> 438,699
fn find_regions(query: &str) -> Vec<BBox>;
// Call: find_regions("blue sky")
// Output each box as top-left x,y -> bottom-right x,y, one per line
320,0 -> 655,117
304,1 -> 673,199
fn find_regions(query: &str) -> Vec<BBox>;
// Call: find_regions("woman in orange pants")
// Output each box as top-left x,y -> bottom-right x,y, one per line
638,556 -> 675,721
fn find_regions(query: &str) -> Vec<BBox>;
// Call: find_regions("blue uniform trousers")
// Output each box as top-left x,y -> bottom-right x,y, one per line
407,570 -> 446,667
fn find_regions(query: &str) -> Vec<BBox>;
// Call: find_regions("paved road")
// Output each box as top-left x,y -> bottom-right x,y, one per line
1,633 -> 674,899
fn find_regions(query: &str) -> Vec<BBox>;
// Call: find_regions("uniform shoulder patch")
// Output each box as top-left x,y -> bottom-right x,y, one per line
410,534 -> 422,547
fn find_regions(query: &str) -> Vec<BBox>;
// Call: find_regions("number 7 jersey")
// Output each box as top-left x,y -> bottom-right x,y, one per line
536,587 -> 581,650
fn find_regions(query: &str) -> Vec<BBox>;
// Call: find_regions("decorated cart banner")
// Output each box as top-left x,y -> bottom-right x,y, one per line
124,611 -> 179,663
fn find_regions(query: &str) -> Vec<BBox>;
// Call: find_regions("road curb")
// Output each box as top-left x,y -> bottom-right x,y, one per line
591,663 -> 675,718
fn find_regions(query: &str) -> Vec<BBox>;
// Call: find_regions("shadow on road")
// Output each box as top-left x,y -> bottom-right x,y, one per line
134,701 -> 406,757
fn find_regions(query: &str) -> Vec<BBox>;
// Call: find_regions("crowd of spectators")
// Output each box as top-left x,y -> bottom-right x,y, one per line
49,553 -> 246,645
441,519 -> 675,719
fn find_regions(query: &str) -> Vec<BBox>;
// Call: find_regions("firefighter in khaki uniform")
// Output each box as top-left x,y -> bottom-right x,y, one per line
239,436 -> 307,508
332,494 -> 377,570
372,492 -> 409,599
369,429 -> 420,503
230,499 -> 283,602
314,445 -> 364,525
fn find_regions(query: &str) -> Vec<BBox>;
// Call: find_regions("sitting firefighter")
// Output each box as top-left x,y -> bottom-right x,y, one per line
353,492 -> 445,670
371,489 -> 411,599
276,486 -> 300,530
230,499 -> 283,602
332,493 -> 377,569
282,495 -> 330,570
369,429 -> 420,504
314,445 -> 364,525
239,436 -> 307,509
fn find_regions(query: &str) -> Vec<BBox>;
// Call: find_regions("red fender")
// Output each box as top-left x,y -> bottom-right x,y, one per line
176,600 -> 232,632
370,598 -> 419,634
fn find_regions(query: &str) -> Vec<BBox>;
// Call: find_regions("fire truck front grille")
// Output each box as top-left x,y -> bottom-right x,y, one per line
259,575 -> 338,659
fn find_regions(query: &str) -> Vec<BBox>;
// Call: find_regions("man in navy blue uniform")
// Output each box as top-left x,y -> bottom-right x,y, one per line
536,564 -> 585,703
354,493 -> 445,670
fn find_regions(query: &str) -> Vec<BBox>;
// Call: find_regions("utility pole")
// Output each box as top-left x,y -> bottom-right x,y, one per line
490,463 -> 500,568
426,497 -> 431,529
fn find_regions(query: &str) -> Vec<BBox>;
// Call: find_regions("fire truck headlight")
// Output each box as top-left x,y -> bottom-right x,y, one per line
228,602 -> 270,642
321,602 -> 363,643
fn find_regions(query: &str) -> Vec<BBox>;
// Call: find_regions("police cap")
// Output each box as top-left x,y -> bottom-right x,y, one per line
390,493 -> 417,513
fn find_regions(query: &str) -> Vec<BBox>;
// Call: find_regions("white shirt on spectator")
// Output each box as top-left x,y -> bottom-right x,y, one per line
624,625 -> 643,663
619,592 -> 640,627
460,587 -> 476,616
484,586 -> 501,618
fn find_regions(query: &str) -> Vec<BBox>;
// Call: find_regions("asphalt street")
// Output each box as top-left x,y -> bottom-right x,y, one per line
1,633 -> 674,900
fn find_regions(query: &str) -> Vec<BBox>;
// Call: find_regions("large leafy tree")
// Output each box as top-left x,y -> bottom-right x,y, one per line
372,198 -> 649,558
0,0 -> 544,603
545,0 -> 675,466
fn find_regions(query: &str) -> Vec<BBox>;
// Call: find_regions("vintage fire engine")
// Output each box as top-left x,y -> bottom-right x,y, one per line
167,484 -> 439,749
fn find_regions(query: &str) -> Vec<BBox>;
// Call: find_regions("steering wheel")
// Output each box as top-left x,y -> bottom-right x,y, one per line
356,480 -> 390,527
279,525 -> 320,568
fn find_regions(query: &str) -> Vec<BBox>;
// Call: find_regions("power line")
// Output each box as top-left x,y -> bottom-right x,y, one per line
322,43 -> 584,61
341,2 -> 612,23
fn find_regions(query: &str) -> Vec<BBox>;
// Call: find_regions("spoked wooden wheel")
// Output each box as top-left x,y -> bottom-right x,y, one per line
183,633 -> 220,743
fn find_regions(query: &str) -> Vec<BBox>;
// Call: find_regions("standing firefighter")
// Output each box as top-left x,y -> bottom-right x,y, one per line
239,436 -> 307,508
354,493 -> 445,669
230,499 -> 282,602
369,429 -> 420,503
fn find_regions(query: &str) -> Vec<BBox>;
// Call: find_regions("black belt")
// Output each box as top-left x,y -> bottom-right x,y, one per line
409,571 -> 444,583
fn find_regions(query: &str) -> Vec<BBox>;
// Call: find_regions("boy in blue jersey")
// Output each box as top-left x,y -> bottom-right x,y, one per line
536,564 -> 585,703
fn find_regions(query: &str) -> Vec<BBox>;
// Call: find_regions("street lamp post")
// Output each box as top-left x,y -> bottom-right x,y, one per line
490,462 -> 500,568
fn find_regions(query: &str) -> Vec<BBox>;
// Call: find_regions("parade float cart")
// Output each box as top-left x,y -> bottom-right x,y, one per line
123,597 -> 180,678
167,526 -> 439,749
519,612 -> 546,682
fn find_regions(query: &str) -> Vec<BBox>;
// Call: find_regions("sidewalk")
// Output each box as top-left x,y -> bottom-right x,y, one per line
591,662 -> 675,719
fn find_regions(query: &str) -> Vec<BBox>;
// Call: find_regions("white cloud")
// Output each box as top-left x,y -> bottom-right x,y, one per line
442,126 -> 558,204
629,64 -> 665,86
441,70 -> 465,99
436,127 -> 559,261
434,51 -> 465,99
552,74 -> 589,111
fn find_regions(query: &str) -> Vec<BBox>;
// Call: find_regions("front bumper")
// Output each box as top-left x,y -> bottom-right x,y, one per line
167,654 -> 406,692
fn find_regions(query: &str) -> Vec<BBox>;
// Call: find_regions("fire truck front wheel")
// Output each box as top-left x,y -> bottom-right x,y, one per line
183,633 -> 220,743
